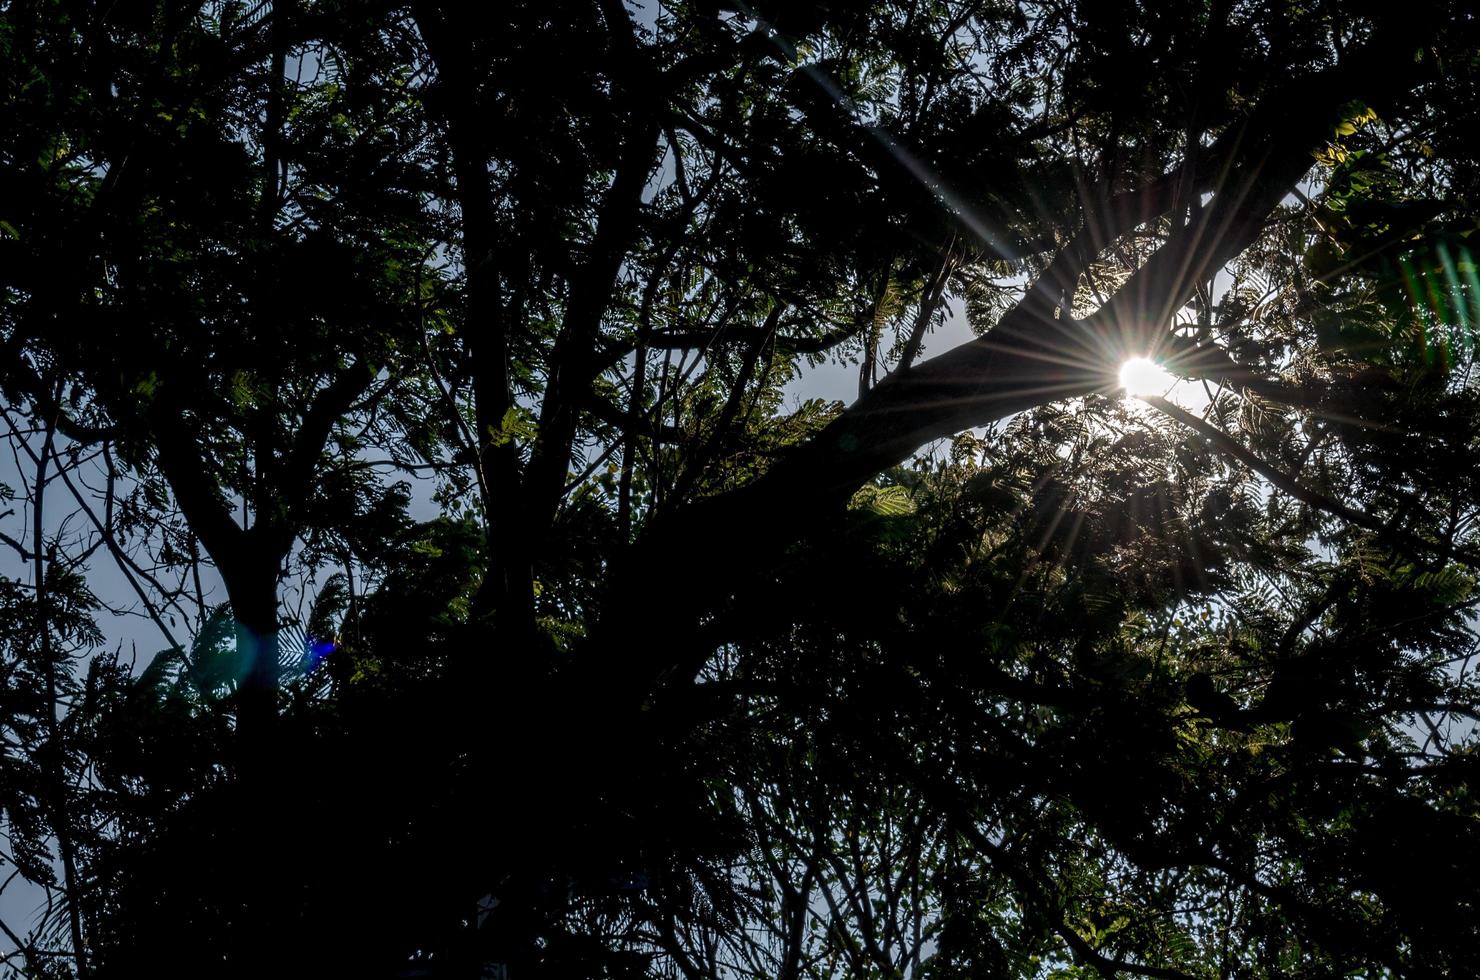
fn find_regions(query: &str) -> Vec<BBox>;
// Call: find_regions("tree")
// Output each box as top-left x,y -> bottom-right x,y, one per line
1,0 -> 1479,976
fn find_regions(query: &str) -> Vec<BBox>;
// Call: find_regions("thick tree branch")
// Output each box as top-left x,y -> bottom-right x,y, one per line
146,402 -> 245,577
581,21 -> 1445,707
525,119 -> 661,532
594,320 -> 860,377
583,390 -> 688,444
277,360 -> 377,542
415,0 -> 537,629
896,246 -> 955,372
524,0 -> 661,536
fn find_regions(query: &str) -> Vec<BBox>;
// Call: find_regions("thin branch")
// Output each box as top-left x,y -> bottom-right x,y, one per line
1147,395 -> 1480,569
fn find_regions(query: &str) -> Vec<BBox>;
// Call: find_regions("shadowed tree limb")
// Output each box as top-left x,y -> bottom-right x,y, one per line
574,15 -> 1445,723
1147,395 -> 1480,570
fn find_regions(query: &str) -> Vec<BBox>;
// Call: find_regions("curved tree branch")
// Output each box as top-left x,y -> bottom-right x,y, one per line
1147,394 -> 1480,570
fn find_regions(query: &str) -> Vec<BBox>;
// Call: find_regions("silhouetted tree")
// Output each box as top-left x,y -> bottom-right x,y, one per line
2,0 -> 1480,976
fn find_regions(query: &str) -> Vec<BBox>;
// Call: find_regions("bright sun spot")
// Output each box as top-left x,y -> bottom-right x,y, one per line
1119,357 -> 1175,397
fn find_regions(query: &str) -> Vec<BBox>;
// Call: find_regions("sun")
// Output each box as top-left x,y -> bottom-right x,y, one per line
1119,357 -> 1175,397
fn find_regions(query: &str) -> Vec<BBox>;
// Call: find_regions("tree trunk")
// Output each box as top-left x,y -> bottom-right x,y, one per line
224,562 -> 283,975
231,565 -> 280,753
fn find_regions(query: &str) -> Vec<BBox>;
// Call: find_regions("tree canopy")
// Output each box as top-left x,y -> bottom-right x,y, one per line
2,0 -> 1480,976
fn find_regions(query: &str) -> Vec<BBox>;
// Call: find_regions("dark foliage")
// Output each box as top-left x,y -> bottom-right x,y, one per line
2,1 -> 1480,977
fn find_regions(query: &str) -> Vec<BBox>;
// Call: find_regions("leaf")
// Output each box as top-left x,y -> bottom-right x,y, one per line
852,484 -> 915,517
489,405 -> 537,447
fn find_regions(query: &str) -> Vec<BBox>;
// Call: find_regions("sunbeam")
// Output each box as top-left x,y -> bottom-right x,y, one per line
1120,357 -> 1176,397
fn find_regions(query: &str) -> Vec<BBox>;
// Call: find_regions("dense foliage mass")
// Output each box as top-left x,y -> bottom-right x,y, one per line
2,0 -> 1480,976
